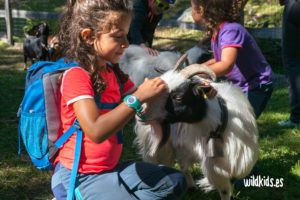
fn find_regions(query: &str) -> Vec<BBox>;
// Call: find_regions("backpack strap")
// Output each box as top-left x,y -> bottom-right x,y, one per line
54,119 -> 82,200
18,121 -> 22,155
54,119 -> 81,148
108,62 -> 124,144
67,120 -> 82,200
107,62 -> 124,95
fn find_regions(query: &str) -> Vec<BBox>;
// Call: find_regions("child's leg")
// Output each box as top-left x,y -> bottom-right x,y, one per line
52,161 -> 187,200
51,163 -> 68,200
117,161 -> 187,200
247,82 -> 273,118
51,162 -> 135,200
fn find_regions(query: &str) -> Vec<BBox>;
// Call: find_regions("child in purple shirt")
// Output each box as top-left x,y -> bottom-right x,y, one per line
191,0 -> 273,118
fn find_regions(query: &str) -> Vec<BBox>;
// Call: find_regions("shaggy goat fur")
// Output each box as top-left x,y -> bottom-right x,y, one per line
119,45 -> 210,86
134,68 -> 259,200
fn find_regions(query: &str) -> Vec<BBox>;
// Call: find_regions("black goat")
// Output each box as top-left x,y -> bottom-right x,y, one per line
23,23 -> 50,70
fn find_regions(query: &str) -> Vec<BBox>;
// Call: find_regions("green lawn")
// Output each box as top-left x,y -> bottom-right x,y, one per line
0,25 -> 299,199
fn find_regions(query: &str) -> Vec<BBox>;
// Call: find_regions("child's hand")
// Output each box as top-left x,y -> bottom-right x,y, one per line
140,43 -> 160,56
134,77 -> 167,103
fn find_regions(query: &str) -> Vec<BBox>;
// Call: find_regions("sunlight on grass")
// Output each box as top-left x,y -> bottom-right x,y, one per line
153,27 -> 205,51
291,161 -> 300,177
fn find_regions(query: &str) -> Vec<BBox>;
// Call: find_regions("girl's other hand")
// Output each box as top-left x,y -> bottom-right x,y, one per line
140,43 -> 160,56
133,77 -> 167,103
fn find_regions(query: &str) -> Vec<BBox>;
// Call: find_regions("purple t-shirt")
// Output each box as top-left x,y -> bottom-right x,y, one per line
211,22 -> 272,92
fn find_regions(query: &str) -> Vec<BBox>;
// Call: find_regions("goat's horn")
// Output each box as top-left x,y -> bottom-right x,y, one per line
180,64 -> 216,81
174,53 -> 188,71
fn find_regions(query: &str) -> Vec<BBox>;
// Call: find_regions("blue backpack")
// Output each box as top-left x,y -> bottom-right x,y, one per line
18,59 -> 82,200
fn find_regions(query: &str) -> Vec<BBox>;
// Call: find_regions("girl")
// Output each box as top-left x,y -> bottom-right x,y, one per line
51,0 -> 187,199
128,0 -> 176,56
191,0 -> 273,118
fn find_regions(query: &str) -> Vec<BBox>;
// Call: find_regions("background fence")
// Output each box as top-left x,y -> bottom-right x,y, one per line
0,0 -> 283,40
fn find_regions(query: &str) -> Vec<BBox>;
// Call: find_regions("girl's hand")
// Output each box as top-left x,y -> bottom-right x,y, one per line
140,43 -> 160,56
133,77 -> 167,103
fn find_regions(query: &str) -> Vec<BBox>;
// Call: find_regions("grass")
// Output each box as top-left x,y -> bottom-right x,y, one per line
0,26 -> 300,200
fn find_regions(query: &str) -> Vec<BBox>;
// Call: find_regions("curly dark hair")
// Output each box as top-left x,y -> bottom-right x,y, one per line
192,0 -> 248,45
58,0 -> 132,95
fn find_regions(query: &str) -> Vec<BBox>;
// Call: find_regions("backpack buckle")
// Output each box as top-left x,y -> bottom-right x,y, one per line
73,119 -> 81,130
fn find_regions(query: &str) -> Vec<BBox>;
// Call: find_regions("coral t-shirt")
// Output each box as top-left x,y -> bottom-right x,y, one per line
55,66 -> 134,173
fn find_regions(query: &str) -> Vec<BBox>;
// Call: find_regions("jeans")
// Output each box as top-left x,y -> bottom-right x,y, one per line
282,0 -> 300,123
52,162 -> 187,200
247,82 -> 273,119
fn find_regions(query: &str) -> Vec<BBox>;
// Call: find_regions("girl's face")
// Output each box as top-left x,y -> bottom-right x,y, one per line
191,1 -> 204,25
94,13 -> 132,65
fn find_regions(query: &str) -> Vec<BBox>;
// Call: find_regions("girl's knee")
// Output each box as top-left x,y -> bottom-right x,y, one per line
168,170 -> 188,197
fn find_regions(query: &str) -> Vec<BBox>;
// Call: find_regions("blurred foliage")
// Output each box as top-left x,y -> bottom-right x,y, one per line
0,0 -> 65,12
256,38 -> 284,73
163,0 -> 283,28
244,0 -> 283,28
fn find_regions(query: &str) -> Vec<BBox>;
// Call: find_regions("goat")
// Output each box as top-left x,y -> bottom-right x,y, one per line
134,55 -> 259,200
119,45 -> 210,86
23,22 -> 50,70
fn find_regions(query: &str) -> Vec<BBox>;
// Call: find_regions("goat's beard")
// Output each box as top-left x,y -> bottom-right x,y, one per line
134,120 -> 164,157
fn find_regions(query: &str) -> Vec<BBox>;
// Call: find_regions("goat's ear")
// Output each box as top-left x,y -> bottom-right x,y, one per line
193,83 -> 217,99
192,84 -> 201,96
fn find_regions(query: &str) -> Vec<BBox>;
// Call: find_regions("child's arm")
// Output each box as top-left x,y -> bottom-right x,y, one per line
206,47 -> 238,76
73,77 -> 167,143
202,58 -> 216,66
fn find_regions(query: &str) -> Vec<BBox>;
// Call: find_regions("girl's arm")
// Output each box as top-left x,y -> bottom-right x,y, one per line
207,47 -> 238,76
73,77 -> 167,143
202,58 -> 216,66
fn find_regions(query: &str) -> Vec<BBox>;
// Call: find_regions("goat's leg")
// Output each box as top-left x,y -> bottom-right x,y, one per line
199,158 -> 232,200
143,139 -> 175,167
155,139 -> 174,166
175,147 -> 197,188
178,158 -> 196,188
218,185 -> 232,200
197,176 -> 232,200
182,168 -> 196,189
